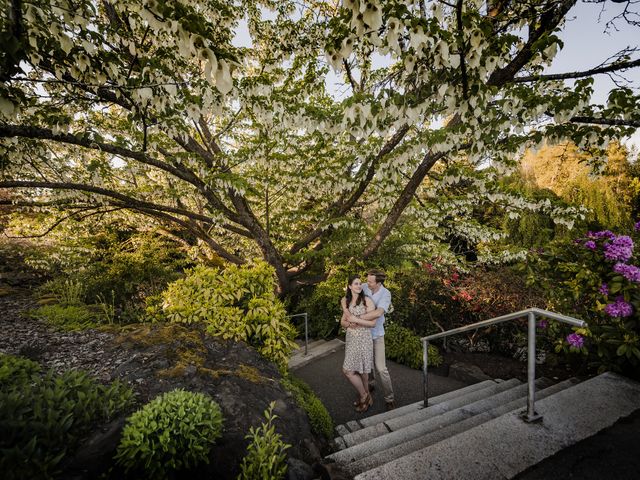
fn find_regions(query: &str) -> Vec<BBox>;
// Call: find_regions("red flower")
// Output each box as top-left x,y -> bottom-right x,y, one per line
459,290 -> 473,301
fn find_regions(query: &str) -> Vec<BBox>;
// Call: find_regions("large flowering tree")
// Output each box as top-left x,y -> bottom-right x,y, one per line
1,0 -> 639,293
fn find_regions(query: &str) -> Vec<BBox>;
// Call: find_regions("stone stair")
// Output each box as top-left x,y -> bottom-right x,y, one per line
326,372 -> 640,479
288,338 -> 344,370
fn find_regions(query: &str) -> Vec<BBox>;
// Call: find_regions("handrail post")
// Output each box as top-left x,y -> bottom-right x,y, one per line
423,339 -> 429,408
304,313 -> 309,356
287,313 -> 310,356
525,311 -> 542,422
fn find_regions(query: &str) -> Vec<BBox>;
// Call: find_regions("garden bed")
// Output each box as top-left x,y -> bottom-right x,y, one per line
438,350 -> 585,383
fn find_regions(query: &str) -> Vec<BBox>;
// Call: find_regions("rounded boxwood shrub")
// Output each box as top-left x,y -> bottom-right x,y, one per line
115,389 -> 223,478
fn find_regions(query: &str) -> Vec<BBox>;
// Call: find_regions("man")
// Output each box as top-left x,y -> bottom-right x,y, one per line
342,269 -> 395,411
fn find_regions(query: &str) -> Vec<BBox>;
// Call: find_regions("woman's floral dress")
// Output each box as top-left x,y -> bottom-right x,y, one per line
342,302 -> 373,373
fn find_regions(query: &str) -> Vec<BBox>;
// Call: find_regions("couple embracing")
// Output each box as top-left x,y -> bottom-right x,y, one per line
340,270 -> 395,414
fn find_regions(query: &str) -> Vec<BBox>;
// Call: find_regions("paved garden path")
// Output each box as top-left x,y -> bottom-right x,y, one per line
292,345 -> 467,427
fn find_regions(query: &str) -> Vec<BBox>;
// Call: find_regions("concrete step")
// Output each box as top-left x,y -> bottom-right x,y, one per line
288,338 -> 344,370
359,379 -> 502,430
333,378 -> 523,451
333,381 -> 502,447
354,372 -> 640,480
344,378 -> 574,476
293,338 -> 327,354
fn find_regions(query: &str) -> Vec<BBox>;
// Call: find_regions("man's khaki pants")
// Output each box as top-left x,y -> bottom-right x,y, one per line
373,336 -> 394,403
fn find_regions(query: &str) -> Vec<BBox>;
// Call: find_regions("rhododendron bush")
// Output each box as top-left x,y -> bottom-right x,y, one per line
527,226 -> 640,375
1,0 -> 639,293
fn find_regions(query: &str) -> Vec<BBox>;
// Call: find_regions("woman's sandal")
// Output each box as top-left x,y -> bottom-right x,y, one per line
355,393 -> 373,413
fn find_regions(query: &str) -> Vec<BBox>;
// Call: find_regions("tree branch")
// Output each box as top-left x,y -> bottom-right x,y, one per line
129,205 -> 245,265
488,0 -> 578,86
362,150 -> 448,258
570,116 -> 640,127
0,124 -> 196,185
513,58 -> 640,83
0,123 -> 242,222
0,180 -> 216,224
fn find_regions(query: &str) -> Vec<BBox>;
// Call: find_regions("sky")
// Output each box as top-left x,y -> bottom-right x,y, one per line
551,1 -> 640,148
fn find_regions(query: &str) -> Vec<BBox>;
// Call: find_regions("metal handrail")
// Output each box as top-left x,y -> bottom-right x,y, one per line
289,313 -> 309,355
421,308 -> 586,422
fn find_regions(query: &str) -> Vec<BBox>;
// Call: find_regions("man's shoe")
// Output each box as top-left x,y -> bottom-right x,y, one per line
385,401 -> 396,411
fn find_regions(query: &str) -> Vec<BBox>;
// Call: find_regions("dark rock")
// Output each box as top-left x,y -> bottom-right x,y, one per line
314,462 -> 351,480
101,324 -> 323,479
286,457 -> 316,480
449,361 -> 492,383
302,437 -> 323,463
65,416 -> 127,477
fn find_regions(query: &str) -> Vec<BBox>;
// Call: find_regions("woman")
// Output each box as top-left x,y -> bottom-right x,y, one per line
341,275 -> 376,412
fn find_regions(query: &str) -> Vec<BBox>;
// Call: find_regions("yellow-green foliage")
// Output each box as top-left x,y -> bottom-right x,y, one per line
115,389 -> 223,479
521,142 -> 636,229
238,402 -> 290,480
281,375 -> 333,439
161,262 -> 297,369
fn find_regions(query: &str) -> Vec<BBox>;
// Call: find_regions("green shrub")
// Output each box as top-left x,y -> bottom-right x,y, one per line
295,271 -> 350,339
161,261 -> 297,369
238,402 -> 290,480
81,235 -> 186,321
31,303 -> 96,331
0,354 -> 41,384
280,375 -> 333,439
0,354 -> 134,480
35,233 -> 189,323
115,389 -> 223,479
384,267 -> 466,337
384,323 -> 443,370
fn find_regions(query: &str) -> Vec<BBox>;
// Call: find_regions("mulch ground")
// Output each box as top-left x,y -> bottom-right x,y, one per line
439,350 -> 582,383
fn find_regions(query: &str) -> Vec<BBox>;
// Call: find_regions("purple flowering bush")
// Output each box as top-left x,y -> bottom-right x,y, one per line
527,228 -> 640,375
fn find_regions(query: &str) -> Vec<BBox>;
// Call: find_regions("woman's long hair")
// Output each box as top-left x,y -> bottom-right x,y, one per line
345,275 -> 366,307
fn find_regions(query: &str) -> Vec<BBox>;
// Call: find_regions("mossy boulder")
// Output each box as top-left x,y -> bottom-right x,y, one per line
103,323 -> 325,479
